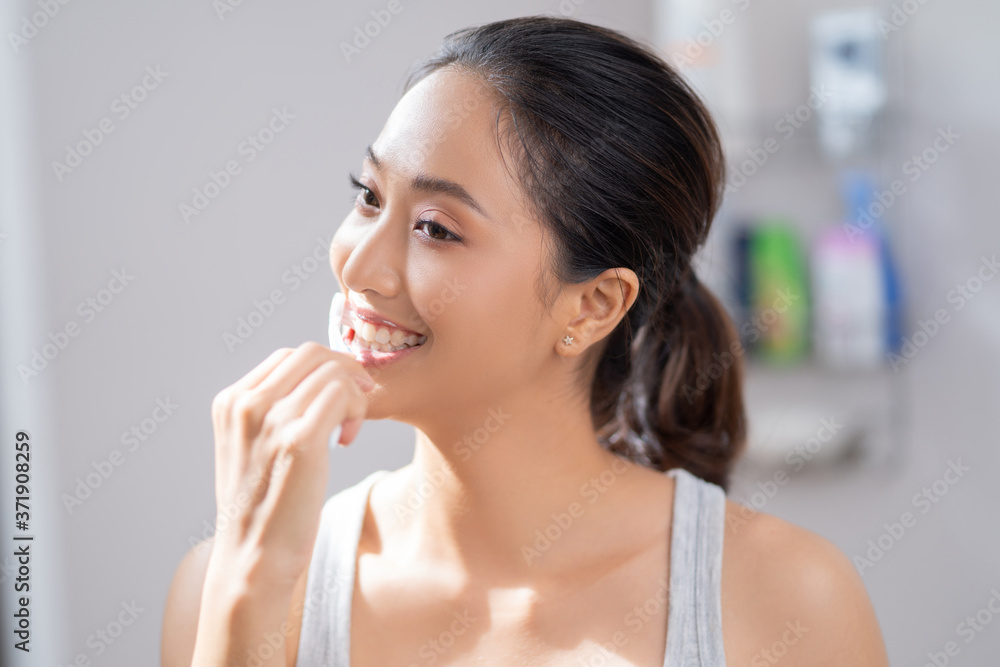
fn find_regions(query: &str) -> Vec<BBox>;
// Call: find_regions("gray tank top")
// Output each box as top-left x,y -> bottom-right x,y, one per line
295,466 -> 727,666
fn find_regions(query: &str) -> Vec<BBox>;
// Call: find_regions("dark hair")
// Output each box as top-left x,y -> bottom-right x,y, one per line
403,16 -> 746,492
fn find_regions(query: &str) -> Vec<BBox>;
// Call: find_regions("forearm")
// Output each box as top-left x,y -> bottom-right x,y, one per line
191,560 -> 297,667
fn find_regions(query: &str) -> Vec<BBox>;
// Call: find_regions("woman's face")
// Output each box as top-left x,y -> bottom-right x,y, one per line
329,66 -> 569,425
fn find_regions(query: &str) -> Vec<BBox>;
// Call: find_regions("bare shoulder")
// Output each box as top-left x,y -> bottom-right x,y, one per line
160,537 -> 310,666
718,499 -> 890,666
161,537 -> 214,667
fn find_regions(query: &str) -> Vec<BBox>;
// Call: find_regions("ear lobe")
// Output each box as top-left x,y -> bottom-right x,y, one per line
557,268 -> 638,355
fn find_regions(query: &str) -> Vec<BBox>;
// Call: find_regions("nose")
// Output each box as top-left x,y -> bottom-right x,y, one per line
332,212 -> 404,300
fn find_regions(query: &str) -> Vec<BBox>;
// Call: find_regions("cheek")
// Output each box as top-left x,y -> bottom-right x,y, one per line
408,276 -> 467,334
413,266 -> 533,355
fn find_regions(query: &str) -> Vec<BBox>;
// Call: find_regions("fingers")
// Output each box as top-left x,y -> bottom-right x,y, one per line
231,347 -> 296,392
264,359 -> 364,436
206,341 -> 377,585
328,350 -> 377,392
253,374 -> 369,549
254,343 -> 374,404
300,375 -> 369,445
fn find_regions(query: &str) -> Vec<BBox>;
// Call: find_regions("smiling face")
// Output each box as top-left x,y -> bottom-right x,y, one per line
329,65 -> 577,425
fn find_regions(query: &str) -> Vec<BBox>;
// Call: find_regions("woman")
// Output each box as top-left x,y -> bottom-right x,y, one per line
163,16 -> 889,666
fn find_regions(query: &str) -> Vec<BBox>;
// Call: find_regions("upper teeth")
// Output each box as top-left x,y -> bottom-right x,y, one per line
343,316 -> 427,349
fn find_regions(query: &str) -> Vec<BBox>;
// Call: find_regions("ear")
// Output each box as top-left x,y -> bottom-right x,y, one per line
557,267 -> 639,357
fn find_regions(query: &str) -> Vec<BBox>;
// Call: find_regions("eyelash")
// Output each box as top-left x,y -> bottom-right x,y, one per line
348,172 -> 462,244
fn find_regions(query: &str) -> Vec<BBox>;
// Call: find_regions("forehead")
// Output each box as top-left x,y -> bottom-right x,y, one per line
369,67 -> 533,233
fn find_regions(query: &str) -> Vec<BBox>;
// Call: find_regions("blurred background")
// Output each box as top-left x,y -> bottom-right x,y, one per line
0,0 -> 996,664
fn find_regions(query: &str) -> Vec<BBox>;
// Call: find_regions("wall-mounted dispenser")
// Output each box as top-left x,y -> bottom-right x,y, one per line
809,8 -> 887,159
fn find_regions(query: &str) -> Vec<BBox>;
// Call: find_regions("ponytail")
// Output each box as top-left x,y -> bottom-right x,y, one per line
594,269 -> 747,492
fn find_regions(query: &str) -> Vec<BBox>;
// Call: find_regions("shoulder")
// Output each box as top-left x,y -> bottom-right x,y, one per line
718,498 -> 890,666
161,537 -> 214,666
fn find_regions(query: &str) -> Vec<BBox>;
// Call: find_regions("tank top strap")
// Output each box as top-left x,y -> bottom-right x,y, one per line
662,466 -> 728,666
295,468 -> 390,667
296,467 -> 728,666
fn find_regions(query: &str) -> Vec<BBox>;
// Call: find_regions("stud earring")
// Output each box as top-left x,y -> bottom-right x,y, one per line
562,335 -> 574,346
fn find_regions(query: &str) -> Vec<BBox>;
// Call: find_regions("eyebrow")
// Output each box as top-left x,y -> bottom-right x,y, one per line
365,144 -> 492,221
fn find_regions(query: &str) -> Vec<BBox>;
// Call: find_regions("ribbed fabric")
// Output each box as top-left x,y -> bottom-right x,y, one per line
295,469 -> 390,667
662,466 -> 728,666
295,466 -> 727,667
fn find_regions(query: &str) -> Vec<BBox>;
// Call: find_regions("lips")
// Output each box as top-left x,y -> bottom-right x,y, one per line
347,297 -> 425,337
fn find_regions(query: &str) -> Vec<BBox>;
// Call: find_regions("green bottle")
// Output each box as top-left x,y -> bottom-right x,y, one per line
749,220 -> 810,363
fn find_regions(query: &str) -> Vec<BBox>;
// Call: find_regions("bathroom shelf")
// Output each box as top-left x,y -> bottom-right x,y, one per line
740,357 -> 901,471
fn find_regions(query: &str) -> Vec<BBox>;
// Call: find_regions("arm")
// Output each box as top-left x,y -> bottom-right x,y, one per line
163,342 -> 373,666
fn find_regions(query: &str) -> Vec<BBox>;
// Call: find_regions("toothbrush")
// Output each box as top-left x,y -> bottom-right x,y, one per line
327,291 -> 355,449
328,291 -> 352,355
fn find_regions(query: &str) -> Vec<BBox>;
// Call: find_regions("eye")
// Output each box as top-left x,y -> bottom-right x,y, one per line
348,171 -> 463,244
348,172 -> 378,208
415,219 -> 461,243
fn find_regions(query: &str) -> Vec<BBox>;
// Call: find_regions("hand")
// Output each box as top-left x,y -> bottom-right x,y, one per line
206,342 -> 375,594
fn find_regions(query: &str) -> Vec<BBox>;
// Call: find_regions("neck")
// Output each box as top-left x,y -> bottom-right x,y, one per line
372,389 -> 654,581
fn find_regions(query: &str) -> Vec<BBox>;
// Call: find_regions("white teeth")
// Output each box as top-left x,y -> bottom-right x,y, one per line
347,315 -> 428,353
